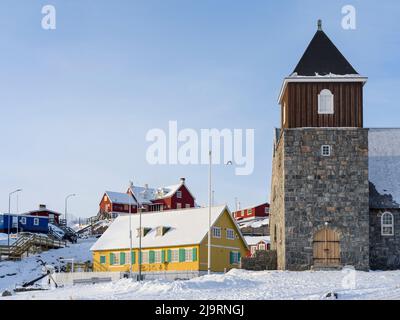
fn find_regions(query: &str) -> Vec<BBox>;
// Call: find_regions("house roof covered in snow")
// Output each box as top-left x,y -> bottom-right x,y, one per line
238,218 -> 269,229
91,205 -> 243,251
292,22 -> 358,77
244,236 -> 271,246
369,128 -> 400,209
105,191 -> 136,205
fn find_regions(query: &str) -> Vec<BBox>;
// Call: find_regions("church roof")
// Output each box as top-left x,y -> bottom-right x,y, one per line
369,129 -> 400,209
292,21 -> 358,76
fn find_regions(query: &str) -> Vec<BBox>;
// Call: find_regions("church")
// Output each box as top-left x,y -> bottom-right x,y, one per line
269,21 -> 400,271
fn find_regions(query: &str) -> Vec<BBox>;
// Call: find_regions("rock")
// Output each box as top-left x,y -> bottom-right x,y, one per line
321,291 -> 338,300
2,290 -> 12,297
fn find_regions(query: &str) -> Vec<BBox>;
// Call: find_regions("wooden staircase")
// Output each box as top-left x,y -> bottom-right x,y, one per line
0,233 -> 66,260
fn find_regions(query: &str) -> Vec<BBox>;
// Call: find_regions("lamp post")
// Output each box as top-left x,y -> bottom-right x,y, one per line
64,194 -> 76,227
8,189 -> 22,248
128,181 -> 134,279
208,150 -> 212,275
138,198 -> 142,282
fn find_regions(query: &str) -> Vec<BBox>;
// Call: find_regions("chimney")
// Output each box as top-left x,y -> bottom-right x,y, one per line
39,204 -> 46,210
180,177 -> 186,184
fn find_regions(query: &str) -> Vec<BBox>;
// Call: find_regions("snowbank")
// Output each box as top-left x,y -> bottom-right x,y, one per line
4,268 -> 400,300
0,238 -> 96,292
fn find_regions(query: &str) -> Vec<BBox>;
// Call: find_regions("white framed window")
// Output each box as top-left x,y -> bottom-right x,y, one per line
226,228 -> 235,240
321,145 -> 331,157
185,249 -> 193,262
265,207 -> 269,214
33,218 -> 40,226
318,89 -> 334,114
259,243 -> 266,251
231,251 -> 240,264
381,212 -> 394,236
176,203 -> 182,209
155,250 -> 162,263
212,226 -> 221,238
251,246 -> 256,255
111,252 -> 120,265
247,209 -> 252,215
142,251 -> 149,264
176,191 -> 182,199
171,249 -> 179,262
20,217 -> 27,225
185,204 -> 190,208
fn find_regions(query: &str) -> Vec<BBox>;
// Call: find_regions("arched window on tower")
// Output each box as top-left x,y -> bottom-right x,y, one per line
381,212 -> 394,236
318,89 -> 334,114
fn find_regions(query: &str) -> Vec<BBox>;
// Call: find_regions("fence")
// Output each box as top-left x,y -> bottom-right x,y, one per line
53,270 -> 208,286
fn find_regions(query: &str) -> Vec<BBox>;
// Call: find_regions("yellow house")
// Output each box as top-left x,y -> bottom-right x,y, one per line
90,205 -> 248,274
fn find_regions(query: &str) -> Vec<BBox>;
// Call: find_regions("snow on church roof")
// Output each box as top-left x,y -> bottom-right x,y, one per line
90,205 -> 230,251
369,128 -> 400,209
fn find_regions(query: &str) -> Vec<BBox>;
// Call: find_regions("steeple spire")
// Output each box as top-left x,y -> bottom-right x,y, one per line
317,19 -> 322,31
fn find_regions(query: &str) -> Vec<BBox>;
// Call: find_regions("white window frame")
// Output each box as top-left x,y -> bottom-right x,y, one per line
232,251 -> 240,264
176,203 -> 182,209
226,228 -> 235,240
265,207 -> 269,214
283,103 -> 287,124
176,191 -> 182,199
154,250 -> 162,263
185,249 -> 193,262
259,243 -> 266,251
185,204 -> 190,208
142,251 -> 149,264
171,249 -> 179,263
381,212 -> 394,236
251,246 -> 256,255
321,145 -> 331,157
33,218 -> 40,226
318,89 -> 334,114
212,226 -> 221,238
20,217 -> 27,225
112,252 -> 120,265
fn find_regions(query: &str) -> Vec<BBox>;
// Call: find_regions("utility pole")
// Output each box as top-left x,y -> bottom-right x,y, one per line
8,189 -> 22,249
65,194 -> 76,227
129,181 -> 134,279
208,150 -> 212,275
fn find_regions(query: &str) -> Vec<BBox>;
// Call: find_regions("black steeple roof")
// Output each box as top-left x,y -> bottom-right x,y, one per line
292,20 -> 358,76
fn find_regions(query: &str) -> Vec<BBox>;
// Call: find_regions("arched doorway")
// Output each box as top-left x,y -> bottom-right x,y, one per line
313,228 -> 340,267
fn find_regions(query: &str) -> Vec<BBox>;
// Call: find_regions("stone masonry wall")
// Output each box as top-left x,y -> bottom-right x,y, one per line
370,209 -> 400,270
269,133 -> 286,270
282,128 -> 370,270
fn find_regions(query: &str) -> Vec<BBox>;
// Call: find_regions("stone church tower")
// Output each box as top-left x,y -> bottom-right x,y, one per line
270,21 -> 370,271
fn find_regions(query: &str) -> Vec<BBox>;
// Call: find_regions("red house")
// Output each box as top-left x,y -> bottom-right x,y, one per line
233,202 -> 270,221
99,178 -> 196,218
245,236 -> 271,257
26,204 -> 61,224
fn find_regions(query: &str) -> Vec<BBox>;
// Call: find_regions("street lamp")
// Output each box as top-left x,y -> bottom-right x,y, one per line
8,189 -> 22,248
208,150 -> 212,275
64,194 -> 76,227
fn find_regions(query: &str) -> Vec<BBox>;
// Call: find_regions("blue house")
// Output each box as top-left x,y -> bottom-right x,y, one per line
0,214 -> 49,234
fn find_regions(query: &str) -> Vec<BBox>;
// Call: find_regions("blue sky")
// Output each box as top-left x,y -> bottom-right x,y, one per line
1,0 -> 399,218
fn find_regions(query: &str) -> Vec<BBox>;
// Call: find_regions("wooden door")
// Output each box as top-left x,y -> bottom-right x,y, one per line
313,228 -> 340,267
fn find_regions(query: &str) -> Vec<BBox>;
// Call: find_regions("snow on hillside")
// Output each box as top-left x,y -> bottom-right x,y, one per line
0,238 -> 96,292
3,269 -> 400,300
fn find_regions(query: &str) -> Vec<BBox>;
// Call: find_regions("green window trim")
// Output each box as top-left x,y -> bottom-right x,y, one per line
100,255 -> 106,264
167,249 -> 172,262
192,248 -> 198,262
161,250 -> 166,263
149,250 -> 155,264
131,251 -> 136,264
120,252 -> 126,265
179,248 -> 186,262
110,253 -> 115,265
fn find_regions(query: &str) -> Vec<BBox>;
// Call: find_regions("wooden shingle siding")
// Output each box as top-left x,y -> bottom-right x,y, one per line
283,82 -> 363,128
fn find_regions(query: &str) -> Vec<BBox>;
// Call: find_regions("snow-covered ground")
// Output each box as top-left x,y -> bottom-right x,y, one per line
0,238 -> 95,292
2,268 -> 400,300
